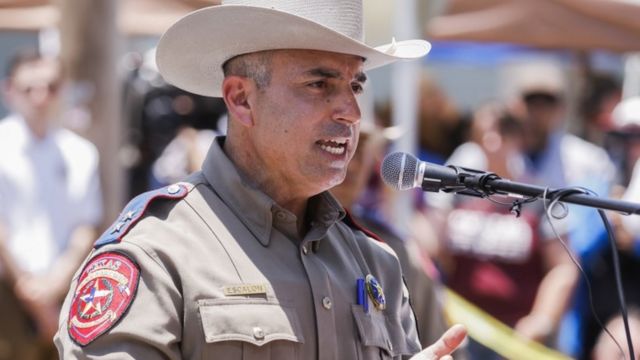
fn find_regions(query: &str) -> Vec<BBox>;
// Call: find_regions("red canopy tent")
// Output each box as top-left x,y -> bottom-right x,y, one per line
426,0 -> 640,52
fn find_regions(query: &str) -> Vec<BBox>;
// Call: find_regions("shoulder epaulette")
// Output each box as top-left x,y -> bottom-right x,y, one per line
342,210 -> 384,243
94,183 -> 189,248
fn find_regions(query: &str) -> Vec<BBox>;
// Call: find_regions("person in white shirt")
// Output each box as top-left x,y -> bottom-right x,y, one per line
0,49 -> 103,360
611,97 -> 640,236
507,62 -> 616,358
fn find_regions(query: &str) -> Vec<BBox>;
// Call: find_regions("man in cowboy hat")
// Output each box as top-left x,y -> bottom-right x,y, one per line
54,1 -> 466,359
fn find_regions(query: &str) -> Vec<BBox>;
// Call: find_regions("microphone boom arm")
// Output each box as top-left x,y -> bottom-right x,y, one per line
438,169 -> 640,215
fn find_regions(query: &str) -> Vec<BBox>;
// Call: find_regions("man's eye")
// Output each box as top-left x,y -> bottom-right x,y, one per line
351,83 -> 364,94
308,81 -> 327,89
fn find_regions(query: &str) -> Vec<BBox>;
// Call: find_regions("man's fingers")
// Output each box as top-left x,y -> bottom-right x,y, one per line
447,324 -> 468,347
413,324 -> 467,359
434,324 -> 467,357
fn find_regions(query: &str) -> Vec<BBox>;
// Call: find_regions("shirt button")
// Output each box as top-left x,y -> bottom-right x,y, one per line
275,211 -> 286,220
322,296 -> 332,310
302,245 -> 309,255
253,327 -> 265,340
322,214 -> 333,222
167,184 -> 181,194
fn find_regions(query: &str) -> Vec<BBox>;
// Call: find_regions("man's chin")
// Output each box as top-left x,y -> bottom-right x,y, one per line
327,173 -> 349,189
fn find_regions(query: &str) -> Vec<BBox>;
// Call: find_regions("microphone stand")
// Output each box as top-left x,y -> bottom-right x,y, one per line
439,166 -> 640,215
437,166 -> 638,359
381,151 -> 639,358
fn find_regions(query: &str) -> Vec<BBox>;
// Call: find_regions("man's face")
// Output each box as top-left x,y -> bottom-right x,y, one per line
5,58 -> 63,123
521,92 -> 563,152
249,50 -> 365,195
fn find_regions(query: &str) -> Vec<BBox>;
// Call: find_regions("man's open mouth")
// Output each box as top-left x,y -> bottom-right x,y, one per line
317,139 -> 348,155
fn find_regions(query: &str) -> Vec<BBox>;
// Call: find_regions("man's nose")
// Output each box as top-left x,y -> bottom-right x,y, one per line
333,90 -> 361,124
29,86 -> 55,105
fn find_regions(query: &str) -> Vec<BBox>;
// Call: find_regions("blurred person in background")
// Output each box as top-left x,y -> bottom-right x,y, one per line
507,62 -> 619,358
591,308 -> 640,360
330,121 -> 450,348
578,73 -> 622,147
416,72 -> 469,166
508,61 -> 615,194
0,49 -> 103,360
374,73 -> 469,167
615,97 -> 640,232
430,103 -> 578,359
606,97 -> 640,187
409,72 -> 470,241
151,125 -> 219,186
563,96 -> 640,360
121,49 -> 227,196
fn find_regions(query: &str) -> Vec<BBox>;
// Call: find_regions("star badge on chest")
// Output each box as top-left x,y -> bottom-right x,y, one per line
365,274 -> 386,311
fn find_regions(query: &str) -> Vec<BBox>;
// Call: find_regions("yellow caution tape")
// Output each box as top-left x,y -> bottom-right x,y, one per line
443,288 -> 573,360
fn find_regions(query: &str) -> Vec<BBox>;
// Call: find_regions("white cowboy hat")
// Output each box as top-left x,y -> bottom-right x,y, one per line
156,0 -> 431,98
613,97 -> 640,130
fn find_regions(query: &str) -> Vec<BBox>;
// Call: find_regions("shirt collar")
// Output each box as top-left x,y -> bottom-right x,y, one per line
6,114 -> 56,148
201,136 -> 345,246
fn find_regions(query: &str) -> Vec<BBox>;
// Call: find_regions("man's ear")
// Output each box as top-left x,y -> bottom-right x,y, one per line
222,76 -> 254,127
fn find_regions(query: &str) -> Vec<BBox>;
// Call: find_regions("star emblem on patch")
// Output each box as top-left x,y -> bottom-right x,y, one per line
78,278 -> 114,320
68,252 -> 140,346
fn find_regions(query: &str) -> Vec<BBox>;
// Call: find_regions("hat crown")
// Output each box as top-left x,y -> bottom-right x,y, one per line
613,97 -> 640,129
222,0 -> 364,42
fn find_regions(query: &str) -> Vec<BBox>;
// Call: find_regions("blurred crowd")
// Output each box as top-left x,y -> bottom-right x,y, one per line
1,46 -> 640,360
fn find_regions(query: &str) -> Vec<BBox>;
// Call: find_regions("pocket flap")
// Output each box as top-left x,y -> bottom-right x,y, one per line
199,299 -> 305,346
351,304 -> 394,355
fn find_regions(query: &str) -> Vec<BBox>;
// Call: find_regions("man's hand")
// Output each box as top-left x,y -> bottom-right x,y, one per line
410,324 -> 467,360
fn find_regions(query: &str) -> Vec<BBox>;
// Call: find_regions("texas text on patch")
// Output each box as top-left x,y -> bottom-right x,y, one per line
68,252 -> 140,346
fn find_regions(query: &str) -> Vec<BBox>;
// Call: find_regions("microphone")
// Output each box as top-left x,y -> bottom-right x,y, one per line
380,152 -> 485,193
380,151 -> 640,215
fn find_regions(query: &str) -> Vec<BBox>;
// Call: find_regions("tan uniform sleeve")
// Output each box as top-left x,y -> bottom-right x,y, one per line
54,241 -> 183,359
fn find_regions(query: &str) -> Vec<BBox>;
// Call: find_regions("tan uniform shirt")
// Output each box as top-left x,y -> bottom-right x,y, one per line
55,137 -> 421,359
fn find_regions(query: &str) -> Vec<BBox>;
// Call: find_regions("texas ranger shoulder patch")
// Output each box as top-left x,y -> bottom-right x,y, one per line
68,252 -> 140,346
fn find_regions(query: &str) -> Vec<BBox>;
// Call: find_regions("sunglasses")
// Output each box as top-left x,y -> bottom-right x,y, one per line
523,92 -> 561,106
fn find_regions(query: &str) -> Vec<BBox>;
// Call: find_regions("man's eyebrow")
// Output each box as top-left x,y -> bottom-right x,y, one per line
305,68 -> 341,79
304,68 -> 367,84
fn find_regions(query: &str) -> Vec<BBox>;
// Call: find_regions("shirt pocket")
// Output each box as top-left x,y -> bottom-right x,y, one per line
351,304 -> 398,360
198,298 -> 305,360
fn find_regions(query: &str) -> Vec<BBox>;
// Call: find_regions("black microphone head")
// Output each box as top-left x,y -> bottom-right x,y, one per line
381,152 -> 419,191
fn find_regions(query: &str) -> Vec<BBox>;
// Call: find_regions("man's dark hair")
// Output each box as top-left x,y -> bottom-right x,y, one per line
5,48 -> 45,79
222,51 -> 273,90
580,73 -> 621,122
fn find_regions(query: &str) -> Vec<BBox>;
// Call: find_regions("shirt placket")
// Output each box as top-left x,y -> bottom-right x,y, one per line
299,218 -> 339,360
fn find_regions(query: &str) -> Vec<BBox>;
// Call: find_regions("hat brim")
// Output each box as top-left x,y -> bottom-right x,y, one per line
156,5 -> 431,97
